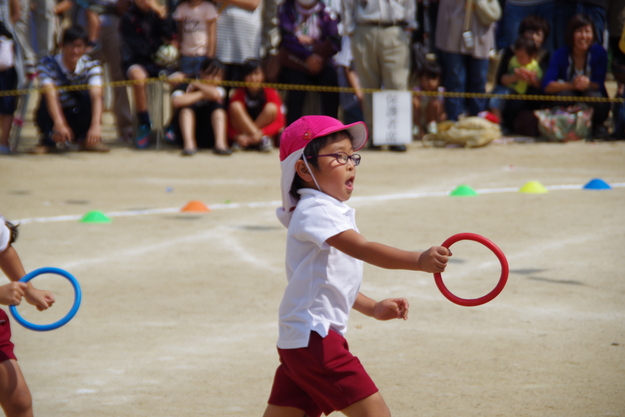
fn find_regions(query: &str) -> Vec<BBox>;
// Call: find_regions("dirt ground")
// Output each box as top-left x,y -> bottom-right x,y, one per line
1,130 -> 624,416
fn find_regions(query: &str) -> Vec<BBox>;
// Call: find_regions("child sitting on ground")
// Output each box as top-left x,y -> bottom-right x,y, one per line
265,115 -> 451,417
489,37 -> 542,122
412,55 -> 446,138
168,58 -> 231,156
227,59 -> 285,152
0,216 -> 55,416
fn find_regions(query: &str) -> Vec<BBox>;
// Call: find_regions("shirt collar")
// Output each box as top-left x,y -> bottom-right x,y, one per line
298,188 -> 352,215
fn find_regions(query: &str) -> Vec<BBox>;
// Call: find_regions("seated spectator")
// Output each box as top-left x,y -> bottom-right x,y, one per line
169,0 -> 217,80
412,55 -> 446,138
30,25 -> 109,154
119,0 -> 175,148
492,15 -> 551,134
227,59 -> 285,152
278,0 -> 340,125
542,14 -> 610,139
168,58 -> 232,156
489,37 -> 542,127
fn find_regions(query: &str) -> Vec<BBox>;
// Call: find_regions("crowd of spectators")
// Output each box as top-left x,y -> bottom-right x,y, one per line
0,0 -> 624,156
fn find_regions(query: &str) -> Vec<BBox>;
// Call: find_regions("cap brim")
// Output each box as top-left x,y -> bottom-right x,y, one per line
314,121 -> 368,151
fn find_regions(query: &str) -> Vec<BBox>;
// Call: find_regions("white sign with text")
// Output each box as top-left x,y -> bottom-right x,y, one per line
372,91 -> 412,146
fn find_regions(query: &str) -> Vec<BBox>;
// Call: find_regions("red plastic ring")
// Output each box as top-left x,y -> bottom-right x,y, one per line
434,233 -> 509,307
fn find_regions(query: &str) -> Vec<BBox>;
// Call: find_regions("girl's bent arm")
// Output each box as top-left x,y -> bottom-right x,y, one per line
353,293 -> 409,321
326,229 -> 449,273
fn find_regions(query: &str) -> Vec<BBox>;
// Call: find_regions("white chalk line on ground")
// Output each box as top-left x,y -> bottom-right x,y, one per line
16,182 -> 625,225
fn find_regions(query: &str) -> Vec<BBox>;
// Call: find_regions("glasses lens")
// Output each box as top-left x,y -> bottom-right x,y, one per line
352,154 -> 361,166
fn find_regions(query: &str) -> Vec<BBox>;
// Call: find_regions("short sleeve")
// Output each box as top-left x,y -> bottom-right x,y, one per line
172,2 -> 184,20
0,217 -> 10,253
291,199 -> 354,249
202,2 -> 218,21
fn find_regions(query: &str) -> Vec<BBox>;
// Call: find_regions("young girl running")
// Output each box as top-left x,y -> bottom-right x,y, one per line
265,116 -> 451,417
0,216 -> 55,416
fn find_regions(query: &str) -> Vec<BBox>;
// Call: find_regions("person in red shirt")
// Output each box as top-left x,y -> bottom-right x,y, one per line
228,59 -> 285,152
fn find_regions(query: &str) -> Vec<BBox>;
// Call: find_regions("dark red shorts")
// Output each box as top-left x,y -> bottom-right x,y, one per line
0,310 -> 16,362
268,330 -> 378,417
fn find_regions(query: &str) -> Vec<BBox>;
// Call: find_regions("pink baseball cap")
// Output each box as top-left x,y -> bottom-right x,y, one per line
277,115 -> 368,227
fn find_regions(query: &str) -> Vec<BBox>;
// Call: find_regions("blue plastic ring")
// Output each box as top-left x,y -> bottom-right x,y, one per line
9,267 -> 82,331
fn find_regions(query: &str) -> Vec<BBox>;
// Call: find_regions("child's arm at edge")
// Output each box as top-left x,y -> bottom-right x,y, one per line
0,246 -> 55,311
326,229 -> 450,273
353,292 -> 409,321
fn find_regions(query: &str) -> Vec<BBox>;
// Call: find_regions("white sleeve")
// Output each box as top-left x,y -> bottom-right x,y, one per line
291,199 -> 354,249
0,217 -> 10,253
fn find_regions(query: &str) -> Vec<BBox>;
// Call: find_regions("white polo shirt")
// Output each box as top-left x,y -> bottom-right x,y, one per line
0,216 -> 10,253
277,189 -> 364,349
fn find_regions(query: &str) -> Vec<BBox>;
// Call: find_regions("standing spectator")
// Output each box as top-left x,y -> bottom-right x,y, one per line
0,0 -> 22,155
214,0 -> 261,86
343,0 -> 416,152
32,0 -> 57,57
169,0 -> 217,80
30,25 -> 109,153
553,0 -> 607,49
496,0 -> 554,51
74,0 -> 134,144
169,58 -> 232,155
12,0 -> 36,73
436,0 -> 495,121
543,14 -> 610,138
334,35 -> 364,125
608,0 -> 625,139
278,0 -> 341,125
119,0 -> 175,148
228,59 -> 285,151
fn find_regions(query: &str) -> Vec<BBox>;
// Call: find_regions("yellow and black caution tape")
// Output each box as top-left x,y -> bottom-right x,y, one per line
0,75 -> 623,104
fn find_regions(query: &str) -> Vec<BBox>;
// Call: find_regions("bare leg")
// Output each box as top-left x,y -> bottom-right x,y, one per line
179,108 -> 196,151
211,108 -> 228,151
340,392 -> 390,417
128,66 -> 149,113
426,99 -> 445,124
412,96 -> 423,138
0,114 -> 13,147
262,404 -> 306,417
0,360 -> 33,417
229,102 -> 278,147
229,101 -> 260,136
254,102 -> 278,131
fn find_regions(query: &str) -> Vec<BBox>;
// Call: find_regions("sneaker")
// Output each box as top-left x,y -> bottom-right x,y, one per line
259,136 -> 273,153
0,144 -> 11,155
164,126 -> 177,144
80,142 -> 110,152
135,124 -> 151,149
181,148 -> 197,156
230,142 -> 241,152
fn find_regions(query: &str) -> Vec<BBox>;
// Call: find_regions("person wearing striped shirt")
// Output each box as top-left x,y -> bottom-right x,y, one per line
30,25 -> 108,153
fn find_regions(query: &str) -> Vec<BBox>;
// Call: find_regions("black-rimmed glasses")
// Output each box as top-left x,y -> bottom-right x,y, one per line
306,152 -> 361,166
